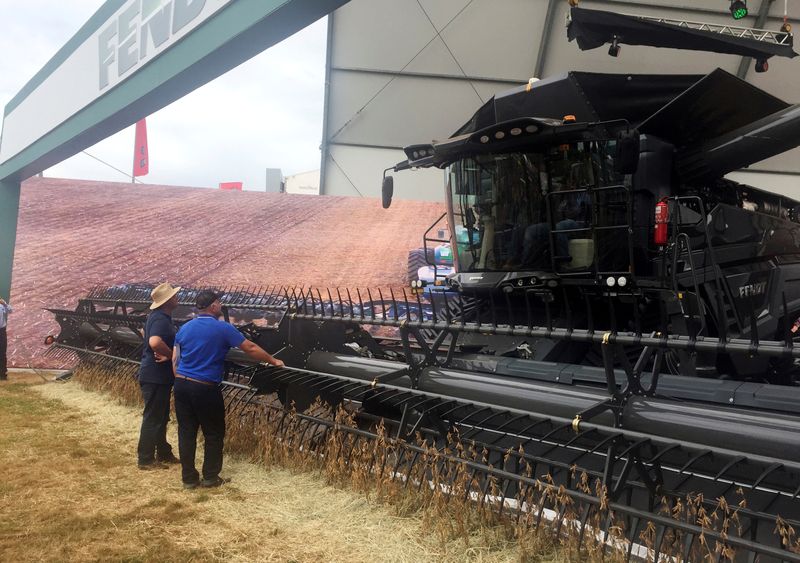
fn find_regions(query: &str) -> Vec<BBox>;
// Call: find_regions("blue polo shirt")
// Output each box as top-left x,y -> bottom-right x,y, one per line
174,315 -> 245,383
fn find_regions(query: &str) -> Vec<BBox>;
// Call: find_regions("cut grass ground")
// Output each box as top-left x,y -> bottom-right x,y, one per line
0,375 -> 553,562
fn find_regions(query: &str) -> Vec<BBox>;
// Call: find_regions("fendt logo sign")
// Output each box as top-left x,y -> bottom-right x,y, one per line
1,0 -> 232,165
98,0 -> 208,90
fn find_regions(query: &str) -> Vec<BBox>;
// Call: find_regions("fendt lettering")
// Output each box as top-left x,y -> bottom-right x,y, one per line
739,281 -> 767,298
98,0 -> 207,90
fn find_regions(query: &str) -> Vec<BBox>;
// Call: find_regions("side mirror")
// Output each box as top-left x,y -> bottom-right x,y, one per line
615,129 -> 640,175
382,175 -> 394,209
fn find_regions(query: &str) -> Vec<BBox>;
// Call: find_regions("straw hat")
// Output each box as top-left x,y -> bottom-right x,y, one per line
150,282 -> 181,310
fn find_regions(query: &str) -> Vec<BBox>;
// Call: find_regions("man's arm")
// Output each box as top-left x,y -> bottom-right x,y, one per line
172,344 -> 180,376
149,335 -> 172,362
239,339 -> 284,367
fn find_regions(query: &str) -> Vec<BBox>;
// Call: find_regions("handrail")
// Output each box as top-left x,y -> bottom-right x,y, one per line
421,212 -> 450,283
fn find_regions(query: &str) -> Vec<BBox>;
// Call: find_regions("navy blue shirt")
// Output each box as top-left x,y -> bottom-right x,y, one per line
175,315 -> 245,384
139,309 -> 176,385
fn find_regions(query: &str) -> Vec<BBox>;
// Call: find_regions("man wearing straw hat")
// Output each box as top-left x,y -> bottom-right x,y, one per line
172,289 -> 284,489
137,282 -> 182,469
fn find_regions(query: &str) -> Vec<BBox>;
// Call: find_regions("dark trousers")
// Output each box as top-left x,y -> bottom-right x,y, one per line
137,382 -> 174,464
174,378 -> 226,484
0,327 -> 7,378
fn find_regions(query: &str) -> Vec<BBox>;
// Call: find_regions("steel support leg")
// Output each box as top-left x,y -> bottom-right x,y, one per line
0,179 -> 21,301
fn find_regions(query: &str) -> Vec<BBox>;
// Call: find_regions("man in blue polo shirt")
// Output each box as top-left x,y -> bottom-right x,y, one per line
137,282 -> 181,469
172,290 -> 284,489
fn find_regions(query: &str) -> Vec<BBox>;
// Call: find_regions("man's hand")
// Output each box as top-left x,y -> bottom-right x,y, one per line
148,336 -> 171,360
0,299 -> 6,306
241,339 -> 283,366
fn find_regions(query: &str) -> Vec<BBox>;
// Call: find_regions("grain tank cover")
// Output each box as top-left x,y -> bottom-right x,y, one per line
639,68 -> 789,147
453,72 -> 701,136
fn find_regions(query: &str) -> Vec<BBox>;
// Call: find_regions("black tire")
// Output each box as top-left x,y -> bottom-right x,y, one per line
407,249 -> 429,283
425,246 -> 436,263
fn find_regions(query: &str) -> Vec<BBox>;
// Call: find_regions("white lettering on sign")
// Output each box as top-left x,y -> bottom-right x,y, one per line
0,0 -> 233,165
98,0 -> 209,90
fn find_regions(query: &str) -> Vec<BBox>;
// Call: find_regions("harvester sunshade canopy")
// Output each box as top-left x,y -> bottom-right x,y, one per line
567,7 -> 798,60
450,68 -> 793,159
452,72 -> 702,136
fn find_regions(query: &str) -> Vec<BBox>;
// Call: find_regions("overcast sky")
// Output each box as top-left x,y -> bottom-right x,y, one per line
0,0 -> 328,190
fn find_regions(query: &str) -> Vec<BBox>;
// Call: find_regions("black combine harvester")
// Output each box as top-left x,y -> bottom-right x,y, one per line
48,8 -> 800,561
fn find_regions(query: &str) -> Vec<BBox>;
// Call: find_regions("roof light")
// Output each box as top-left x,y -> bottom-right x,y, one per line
730,0 -> 748,20
495,131 -> 505,140
525,125 -> 538,134
480,135 -> 490,144
510,128 -> 522,136
403,144 -> 434,161
563,115 -> 577,123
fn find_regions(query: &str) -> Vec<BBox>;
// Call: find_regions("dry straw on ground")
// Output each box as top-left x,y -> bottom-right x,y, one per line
0,374 -> 542,562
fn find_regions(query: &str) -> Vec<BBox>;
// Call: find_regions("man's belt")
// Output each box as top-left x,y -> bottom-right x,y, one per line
175,374 -> 217,387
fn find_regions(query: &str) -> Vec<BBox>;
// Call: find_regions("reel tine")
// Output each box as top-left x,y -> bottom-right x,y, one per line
346,288 -> 354,318
378,288 -> 387,320
356,288 -> 365,320
366,288 -> 375,319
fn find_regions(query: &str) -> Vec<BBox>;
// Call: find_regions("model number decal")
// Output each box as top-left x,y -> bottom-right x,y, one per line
739,282 -> 766,298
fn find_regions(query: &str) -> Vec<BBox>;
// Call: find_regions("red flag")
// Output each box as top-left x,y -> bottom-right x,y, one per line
133,119 -> 149,177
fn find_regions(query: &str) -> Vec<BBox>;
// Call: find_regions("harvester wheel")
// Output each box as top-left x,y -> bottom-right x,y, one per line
407,249 -> 429,283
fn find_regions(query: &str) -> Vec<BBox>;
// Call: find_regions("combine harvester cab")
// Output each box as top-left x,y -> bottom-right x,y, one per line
48,7 -> 800,561
386,64 -> 800,383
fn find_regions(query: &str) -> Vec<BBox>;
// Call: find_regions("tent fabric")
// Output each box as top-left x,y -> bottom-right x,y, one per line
567,7 -> 797,61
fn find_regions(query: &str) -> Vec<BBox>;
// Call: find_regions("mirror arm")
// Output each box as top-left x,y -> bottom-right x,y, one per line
393,160 -> 412,172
